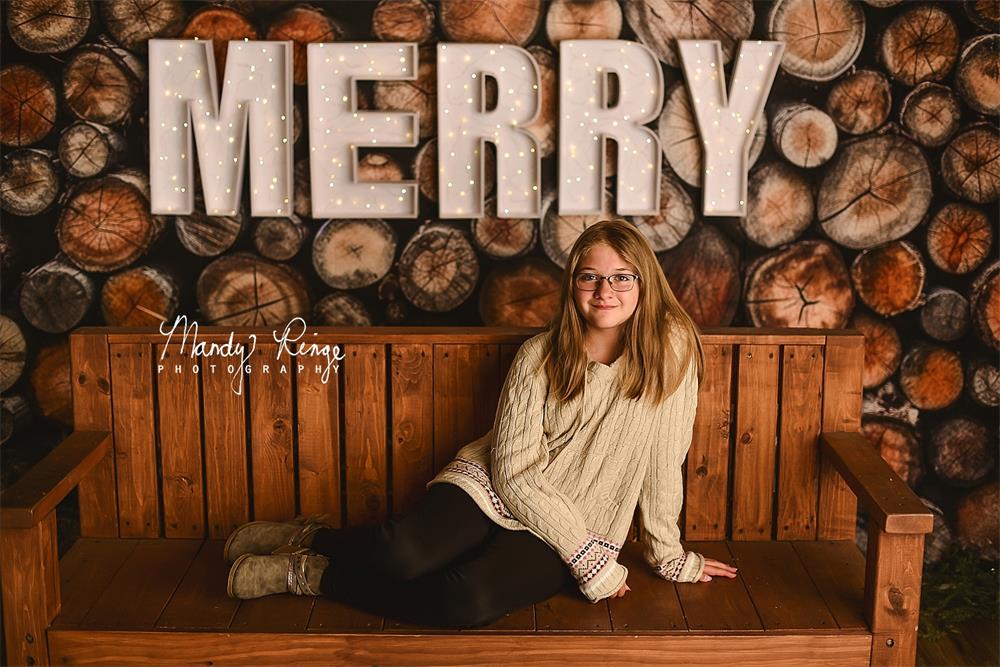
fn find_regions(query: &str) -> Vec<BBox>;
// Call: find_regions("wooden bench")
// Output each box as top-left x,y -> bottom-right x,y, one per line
0,326 -> 934,666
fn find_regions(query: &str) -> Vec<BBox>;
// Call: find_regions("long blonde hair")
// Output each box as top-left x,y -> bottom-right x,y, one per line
541,218 -> 705,406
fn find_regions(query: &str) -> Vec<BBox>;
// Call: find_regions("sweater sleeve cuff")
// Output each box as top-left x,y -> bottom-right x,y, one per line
579,561 -> 628,603
654,550 -> 706,583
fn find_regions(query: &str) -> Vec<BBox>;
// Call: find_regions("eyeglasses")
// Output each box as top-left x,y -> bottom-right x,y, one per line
574,272 -> 641,292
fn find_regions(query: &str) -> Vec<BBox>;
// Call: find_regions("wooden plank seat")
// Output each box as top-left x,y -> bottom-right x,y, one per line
0,326 -> 934,666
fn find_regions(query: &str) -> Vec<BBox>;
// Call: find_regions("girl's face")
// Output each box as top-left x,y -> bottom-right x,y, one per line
573,244 -> 641,333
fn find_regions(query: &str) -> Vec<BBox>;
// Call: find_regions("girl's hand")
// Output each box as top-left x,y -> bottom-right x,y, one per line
612,580 -> 631,598
697,558 -> 738,582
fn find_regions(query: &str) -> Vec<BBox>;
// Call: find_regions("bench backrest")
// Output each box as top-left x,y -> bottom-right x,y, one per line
70,326 -> 862,543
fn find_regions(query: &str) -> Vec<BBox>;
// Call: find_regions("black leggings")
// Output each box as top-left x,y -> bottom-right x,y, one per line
310,482 -> 574,628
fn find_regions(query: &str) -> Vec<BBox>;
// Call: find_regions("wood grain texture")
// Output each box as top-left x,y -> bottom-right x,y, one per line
343,344 -> 388,525
732,344 -> 779,540
390,344 -> 434,515
248,342 -> 295,521
71,331 -> 118,537
201,353 -> 249,538
777,345 -> 824,540
109,342 -> 160,537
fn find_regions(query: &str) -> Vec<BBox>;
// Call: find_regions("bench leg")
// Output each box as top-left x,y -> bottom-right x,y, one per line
1,512 -> 60,666
863,516 -> 926,667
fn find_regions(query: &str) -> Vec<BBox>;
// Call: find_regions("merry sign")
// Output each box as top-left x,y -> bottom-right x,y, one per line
148,39 -> 783,220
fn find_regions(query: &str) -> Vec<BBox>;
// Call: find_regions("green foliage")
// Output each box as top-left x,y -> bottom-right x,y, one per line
919,544 -> 999,642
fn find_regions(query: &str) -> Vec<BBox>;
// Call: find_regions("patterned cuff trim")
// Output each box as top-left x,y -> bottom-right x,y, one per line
655,551 -> 705,582
567,533 -> 622,585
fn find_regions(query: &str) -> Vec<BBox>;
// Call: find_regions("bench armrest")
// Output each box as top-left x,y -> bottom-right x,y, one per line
0,430 -> 112,528
820,431 -> 933,535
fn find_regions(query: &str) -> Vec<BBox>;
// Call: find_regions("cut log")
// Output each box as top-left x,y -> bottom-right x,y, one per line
658,80 -> 766,188
63,40 -> 146,125
57,176 -> 162,272
545,0 -> 622,46
861,416 -> 923,488
743,160 -> 813,248
0,395 -> 32,446
377,273 -> 410,324
179,4 -> 259,77
372,0 -> 435,43
196,252 -> 311,326
413,138 -> 496,204
293,158 -> 311,218
899,343 -> 963,410
626,0 -> 753,68
254,214 -> 309,261
478,256 -> 562,326
312,218 -> 397,290
0,226 -> 17,276
863,380 -> 919,426
660,223 -> 741,327
825,69 -> 891,135
744,239 -> 854,328
19,257 -> 96,333
629,168 -> 695,252
920,287 -> 970,342
6,0 -> 91,53
470,197 -> 537,259
524,46 -> 557,158
358,151 -> 406,185
851,310 -> 902,389
440,0 -> 542,45
926,203 -> 993,275
100,265 -> 181,327
928,417 -> 995,488
880,4 -> 959,86
175,207 -> 246,257
965,0 -> 1000,31
266,5 -> 348,86
956,34 -> 1000,117
899,82 -> 961,148
101,0 -> 185,52
398,222 -> 479,312
314,291 -> 373,326
539,191 -> 613,268
0,64 -> 57,146
954,481 -> 999,560
971,260 -> 1000,351
941,123 -> 1000,204
768,0 -> 864,81
818,134 -> 932,249
29,342 -> 72,425
0,315 -> 27,393
0,148 -> 61,216
965,357 -> 1000,408
770,102 -> 838,168
58,121 -> 126,178
374,44 -> 436,139
851,241 -> 925,317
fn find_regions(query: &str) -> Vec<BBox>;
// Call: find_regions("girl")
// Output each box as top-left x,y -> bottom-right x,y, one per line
224,218 -> 738,627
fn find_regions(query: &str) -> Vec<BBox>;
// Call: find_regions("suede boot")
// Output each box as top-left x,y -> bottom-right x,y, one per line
226,550 -> 329,599
223,514 -> 332,564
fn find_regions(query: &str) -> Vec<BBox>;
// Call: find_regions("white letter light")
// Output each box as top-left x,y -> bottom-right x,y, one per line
149,39 -> 293,216
558,40 -> 663,216
437,43 -> 541,219
677,39 -> 783,217
307,43 -> 419,218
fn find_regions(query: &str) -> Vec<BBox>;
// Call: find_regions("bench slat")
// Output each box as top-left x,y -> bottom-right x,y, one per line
432,344 -> 500,473
776,345 -> 824,540
791,540 -> 867,630
296,344 -> 342,523
607,540 -> 687,632
52,538 -> 137,627
344,344 -> 388,525
308,595 -> 385,632
81,539 -> 201,628
249,342 -> 296,521
110,343 -> 161,537
389,344 -> 434,515
157,343 -> 205,538
202,350 -> 250,538
728,541 -> 838,631
156,540 -> 239,630
683,343 -> 734,542
732,345 -> 780,540
231,595 -> 317,632
818,336 -> 863,540
71,331 -> 118,538
676,541 -> 763,631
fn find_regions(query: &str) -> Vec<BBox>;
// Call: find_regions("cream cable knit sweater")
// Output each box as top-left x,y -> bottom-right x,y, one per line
426,330 -> 706,603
